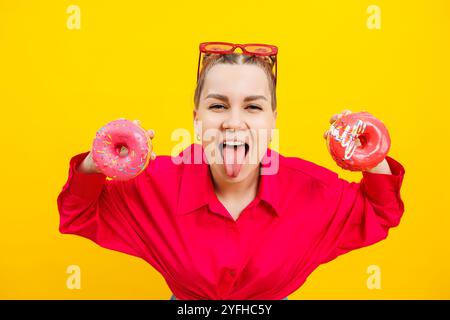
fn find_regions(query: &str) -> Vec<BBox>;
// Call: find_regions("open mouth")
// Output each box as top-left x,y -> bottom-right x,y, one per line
218,141 -> 250,156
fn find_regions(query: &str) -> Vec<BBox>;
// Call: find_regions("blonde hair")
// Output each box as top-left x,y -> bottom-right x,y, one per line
194,53 -> 277,110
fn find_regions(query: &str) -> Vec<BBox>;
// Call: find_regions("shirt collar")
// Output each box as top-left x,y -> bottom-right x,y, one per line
176,144 -> 282,217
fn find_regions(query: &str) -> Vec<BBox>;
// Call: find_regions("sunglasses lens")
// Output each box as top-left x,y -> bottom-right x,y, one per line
245,45 -> 274,55
203,43 -> 234,52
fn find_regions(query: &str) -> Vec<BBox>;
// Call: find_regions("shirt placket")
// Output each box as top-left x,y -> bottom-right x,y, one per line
218,219 -> 242,298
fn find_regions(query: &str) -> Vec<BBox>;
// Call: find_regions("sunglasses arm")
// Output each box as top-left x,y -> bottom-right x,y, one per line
197,51 -> 202,82
275,59 -> 278,86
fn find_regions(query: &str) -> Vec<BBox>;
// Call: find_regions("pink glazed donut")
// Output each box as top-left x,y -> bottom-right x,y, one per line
92,119 -> 151,181
326,111 -> 390,171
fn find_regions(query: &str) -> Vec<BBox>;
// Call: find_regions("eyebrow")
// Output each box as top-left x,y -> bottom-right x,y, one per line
205,93 -> 267,103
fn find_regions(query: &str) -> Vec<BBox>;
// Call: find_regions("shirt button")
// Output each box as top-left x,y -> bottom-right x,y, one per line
229,270 -> 236,277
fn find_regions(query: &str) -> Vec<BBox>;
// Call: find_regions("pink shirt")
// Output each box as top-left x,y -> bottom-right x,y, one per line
57,143 -> 405,300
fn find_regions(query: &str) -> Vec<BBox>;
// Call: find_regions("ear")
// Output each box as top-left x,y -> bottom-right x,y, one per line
193,110 -> 200,136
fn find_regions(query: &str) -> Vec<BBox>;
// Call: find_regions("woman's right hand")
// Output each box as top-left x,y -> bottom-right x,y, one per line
77,120 -> 156,174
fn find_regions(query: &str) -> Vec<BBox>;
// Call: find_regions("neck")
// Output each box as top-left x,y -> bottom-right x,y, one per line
210,166 -> 260,200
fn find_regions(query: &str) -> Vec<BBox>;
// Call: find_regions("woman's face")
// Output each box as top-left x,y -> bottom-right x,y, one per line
194,63 -> 277,183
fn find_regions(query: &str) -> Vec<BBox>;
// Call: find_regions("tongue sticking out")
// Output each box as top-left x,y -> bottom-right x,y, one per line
223,145 -> 246,178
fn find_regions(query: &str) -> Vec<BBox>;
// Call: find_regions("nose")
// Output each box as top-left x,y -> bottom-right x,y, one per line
222,108 -> 246,131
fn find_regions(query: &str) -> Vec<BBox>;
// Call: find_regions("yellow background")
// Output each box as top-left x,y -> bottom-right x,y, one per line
1,0 -> 449,299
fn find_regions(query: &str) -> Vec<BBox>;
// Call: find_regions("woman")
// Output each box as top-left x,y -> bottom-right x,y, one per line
57,42 -> 405,300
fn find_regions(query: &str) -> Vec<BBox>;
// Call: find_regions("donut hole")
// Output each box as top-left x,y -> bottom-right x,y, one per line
115,144 -> 129,157
357,134 -> 368,147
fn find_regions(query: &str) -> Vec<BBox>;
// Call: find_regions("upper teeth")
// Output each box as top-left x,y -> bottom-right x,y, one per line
223,141 -> 245,146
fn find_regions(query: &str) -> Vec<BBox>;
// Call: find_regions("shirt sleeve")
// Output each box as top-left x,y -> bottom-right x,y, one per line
318,156 -> 406,264
56,151 -> 144,258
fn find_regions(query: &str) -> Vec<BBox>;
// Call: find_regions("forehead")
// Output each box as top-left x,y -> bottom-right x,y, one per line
202,64 -> 270,99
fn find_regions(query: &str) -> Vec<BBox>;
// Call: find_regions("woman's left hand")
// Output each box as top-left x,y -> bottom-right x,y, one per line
323,110 -> 392,174
323,109 -> 352,140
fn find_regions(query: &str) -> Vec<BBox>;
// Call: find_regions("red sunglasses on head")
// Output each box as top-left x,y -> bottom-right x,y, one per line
197,42 -> 278,85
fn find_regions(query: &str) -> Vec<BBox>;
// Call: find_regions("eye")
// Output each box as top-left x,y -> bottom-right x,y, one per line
246,104 -> 263,111
209,104 -> 226,110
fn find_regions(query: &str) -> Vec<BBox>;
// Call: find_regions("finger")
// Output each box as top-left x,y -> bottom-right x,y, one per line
119,146 -> 128,156
329,109 -> 353,124
329,114 -> 339,124
341,109 -> 352,116
147,129 -> 155,139
329,112 -> 344,124
323,130 -> 329,139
